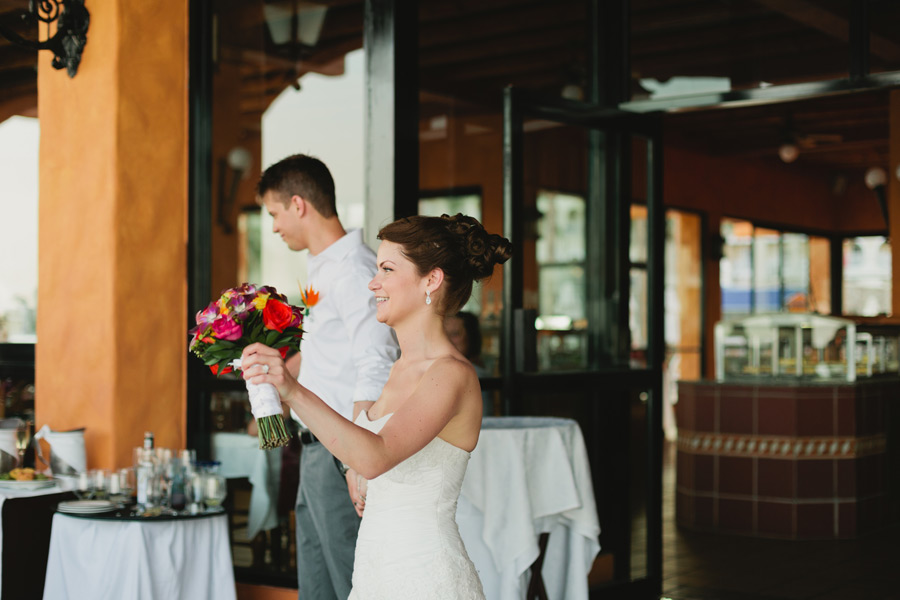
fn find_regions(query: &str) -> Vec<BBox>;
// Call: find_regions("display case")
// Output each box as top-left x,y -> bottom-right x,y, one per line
714,313 -> 900,382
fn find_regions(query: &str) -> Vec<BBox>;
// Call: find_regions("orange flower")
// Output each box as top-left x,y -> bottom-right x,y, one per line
299,284 -> 320,308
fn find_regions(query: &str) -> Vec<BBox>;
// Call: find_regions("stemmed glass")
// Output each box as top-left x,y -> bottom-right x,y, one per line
14,421 -> 31,469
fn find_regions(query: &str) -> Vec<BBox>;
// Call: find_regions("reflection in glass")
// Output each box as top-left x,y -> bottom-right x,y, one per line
536,191 -> 585,264
535,191 -> 587,371
629,268 -> 648,367
630,204 -> 648,264
419,193 -> 481,221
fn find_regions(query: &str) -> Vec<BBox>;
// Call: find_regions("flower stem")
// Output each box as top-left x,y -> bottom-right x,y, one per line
256,414 -> 291,450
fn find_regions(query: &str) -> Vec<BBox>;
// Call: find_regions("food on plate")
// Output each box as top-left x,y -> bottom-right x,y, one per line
0,468 -> 51,481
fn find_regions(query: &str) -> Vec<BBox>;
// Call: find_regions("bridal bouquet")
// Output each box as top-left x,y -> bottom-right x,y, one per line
189,283 -> 304,449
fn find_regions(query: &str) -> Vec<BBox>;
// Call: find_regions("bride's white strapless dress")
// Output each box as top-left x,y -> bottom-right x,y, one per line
347,411 -> 485,600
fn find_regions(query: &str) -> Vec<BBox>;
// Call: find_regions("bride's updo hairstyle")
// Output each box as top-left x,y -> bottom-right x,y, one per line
377,214 -> 513,315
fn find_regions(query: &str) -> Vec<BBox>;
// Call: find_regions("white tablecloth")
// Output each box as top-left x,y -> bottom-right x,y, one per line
43,512 -> 236,600
211,432 -> 282,539
0,482 -> 68,588
458,416 -> 601,600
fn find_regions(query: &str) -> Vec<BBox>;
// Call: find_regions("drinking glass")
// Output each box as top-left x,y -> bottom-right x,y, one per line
179,449 -> 196,469
187,471 -> 205,514
118,467 -> 135,499
91,469 -> 109,499
74,471 -> 92,500
14,421 -> 31,469
203,473 -> 227,510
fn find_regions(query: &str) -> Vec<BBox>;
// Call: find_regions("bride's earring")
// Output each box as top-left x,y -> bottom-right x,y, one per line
425,289 -> 432,305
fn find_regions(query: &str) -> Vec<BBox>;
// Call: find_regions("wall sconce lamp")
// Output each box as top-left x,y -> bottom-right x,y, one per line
864,166 -> 888,228
217,147 -> 254,234
0,0 -> 90,77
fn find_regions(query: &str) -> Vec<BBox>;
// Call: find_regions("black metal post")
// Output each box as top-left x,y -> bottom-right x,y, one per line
830,236 -> 843,315
502,86 -> 525,416
849,0 -> 869,81
645,128 -> 665,597
364,0 -> 419,222
187,0 -> 214,458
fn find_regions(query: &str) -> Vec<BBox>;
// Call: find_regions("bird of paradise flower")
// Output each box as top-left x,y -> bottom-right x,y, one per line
299,282 -> 320,315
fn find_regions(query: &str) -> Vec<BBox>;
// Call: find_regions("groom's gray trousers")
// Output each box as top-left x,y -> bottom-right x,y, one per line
295,438 -> 360,600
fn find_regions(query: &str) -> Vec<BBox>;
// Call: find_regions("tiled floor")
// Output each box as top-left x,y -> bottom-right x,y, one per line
661,443 -> 900,600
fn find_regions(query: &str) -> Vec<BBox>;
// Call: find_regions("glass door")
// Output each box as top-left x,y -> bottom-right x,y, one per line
502,88 -> 663,597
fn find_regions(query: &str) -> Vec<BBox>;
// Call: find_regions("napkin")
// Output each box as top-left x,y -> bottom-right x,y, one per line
34,425 -> 86,475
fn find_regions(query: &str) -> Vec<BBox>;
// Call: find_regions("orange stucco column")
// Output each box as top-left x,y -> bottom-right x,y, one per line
36,0 -> 189,469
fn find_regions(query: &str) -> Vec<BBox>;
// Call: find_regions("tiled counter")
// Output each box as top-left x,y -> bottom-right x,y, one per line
675,379 -> 897,539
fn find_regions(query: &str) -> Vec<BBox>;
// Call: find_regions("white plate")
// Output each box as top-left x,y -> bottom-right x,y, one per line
58,500 -> 117,514
0,479 -> 55,491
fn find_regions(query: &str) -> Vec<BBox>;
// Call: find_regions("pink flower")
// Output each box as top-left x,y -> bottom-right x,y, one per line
196,304 -> 218,326
211,316 -> 243,341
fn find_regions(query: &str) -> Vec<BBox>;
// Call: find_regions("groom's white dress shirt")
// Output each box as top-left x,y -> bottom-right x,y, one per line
295,228 -> 398,421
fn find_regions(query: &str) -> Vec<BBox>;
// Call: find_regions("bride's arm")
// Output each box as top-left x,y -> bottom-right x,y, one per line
240,343 -> 479,479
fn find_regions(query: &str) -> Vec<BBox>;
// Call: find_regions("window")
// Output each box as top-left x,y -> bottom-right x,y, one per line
720,218 -> 830,316
843,236 -> 891,316
535,190 -> 587,371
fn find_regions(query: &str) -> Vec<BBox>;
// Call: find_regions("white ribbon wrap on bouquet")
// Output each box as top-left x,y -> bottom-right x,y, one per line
230,359 -> 283,419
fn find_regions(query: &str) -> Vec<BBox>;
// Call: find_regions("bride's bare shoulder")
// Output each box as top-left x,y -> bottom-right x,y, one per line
423,354 -> 478,387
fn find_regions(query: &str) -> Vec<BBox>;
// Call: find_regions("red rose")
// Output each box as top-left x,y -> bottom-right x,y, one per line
210,364 -> 233,376
263,298 -> 293,332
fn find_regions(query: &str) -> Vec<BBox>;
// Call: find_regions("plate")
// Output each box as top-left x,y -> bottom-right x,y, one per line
0,479 -> 56,491
58,500 -> 117,514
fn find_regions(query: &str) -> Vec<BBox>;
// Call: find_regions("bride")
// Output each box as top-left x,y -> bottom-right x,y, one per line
241,213 -> 512,599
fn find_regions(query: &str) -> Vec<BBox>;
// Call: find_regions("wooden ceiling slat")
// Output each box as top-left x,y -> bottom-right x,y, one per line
430,46 -> 577,83
755,0 -> 900,63
418,0 -> 549,23
631,16 -> 798,57
419,24 -> 580,68
631,1 -> 769,35
0,43 -> 36,70
418,2 -> 586,48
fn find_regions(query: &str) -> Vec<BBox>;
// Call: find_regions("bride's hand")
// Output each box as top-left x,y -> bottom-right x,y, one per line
240,343 -> 299,401
346,468 -> 367,517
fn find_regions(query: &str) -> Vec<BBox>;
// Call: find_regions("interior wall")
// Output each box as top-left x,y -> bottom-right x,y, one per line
662,146 -> 884,234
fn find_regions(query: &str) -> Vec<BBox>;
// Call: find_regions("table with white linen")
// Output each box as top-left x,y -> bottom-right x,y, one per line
42,511 -> 236,600
0,482 -> 74,599
457,416 -> 601,600
211,431 -> 282,540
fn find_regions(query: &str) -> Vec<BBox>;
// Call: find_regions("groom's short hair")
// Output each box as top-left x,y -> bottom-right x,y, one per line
257,154 -> 337,218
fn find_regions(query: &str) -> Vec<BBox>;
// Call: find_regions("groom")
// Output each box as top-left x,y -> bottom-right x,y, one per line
257,154 -> 399,599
